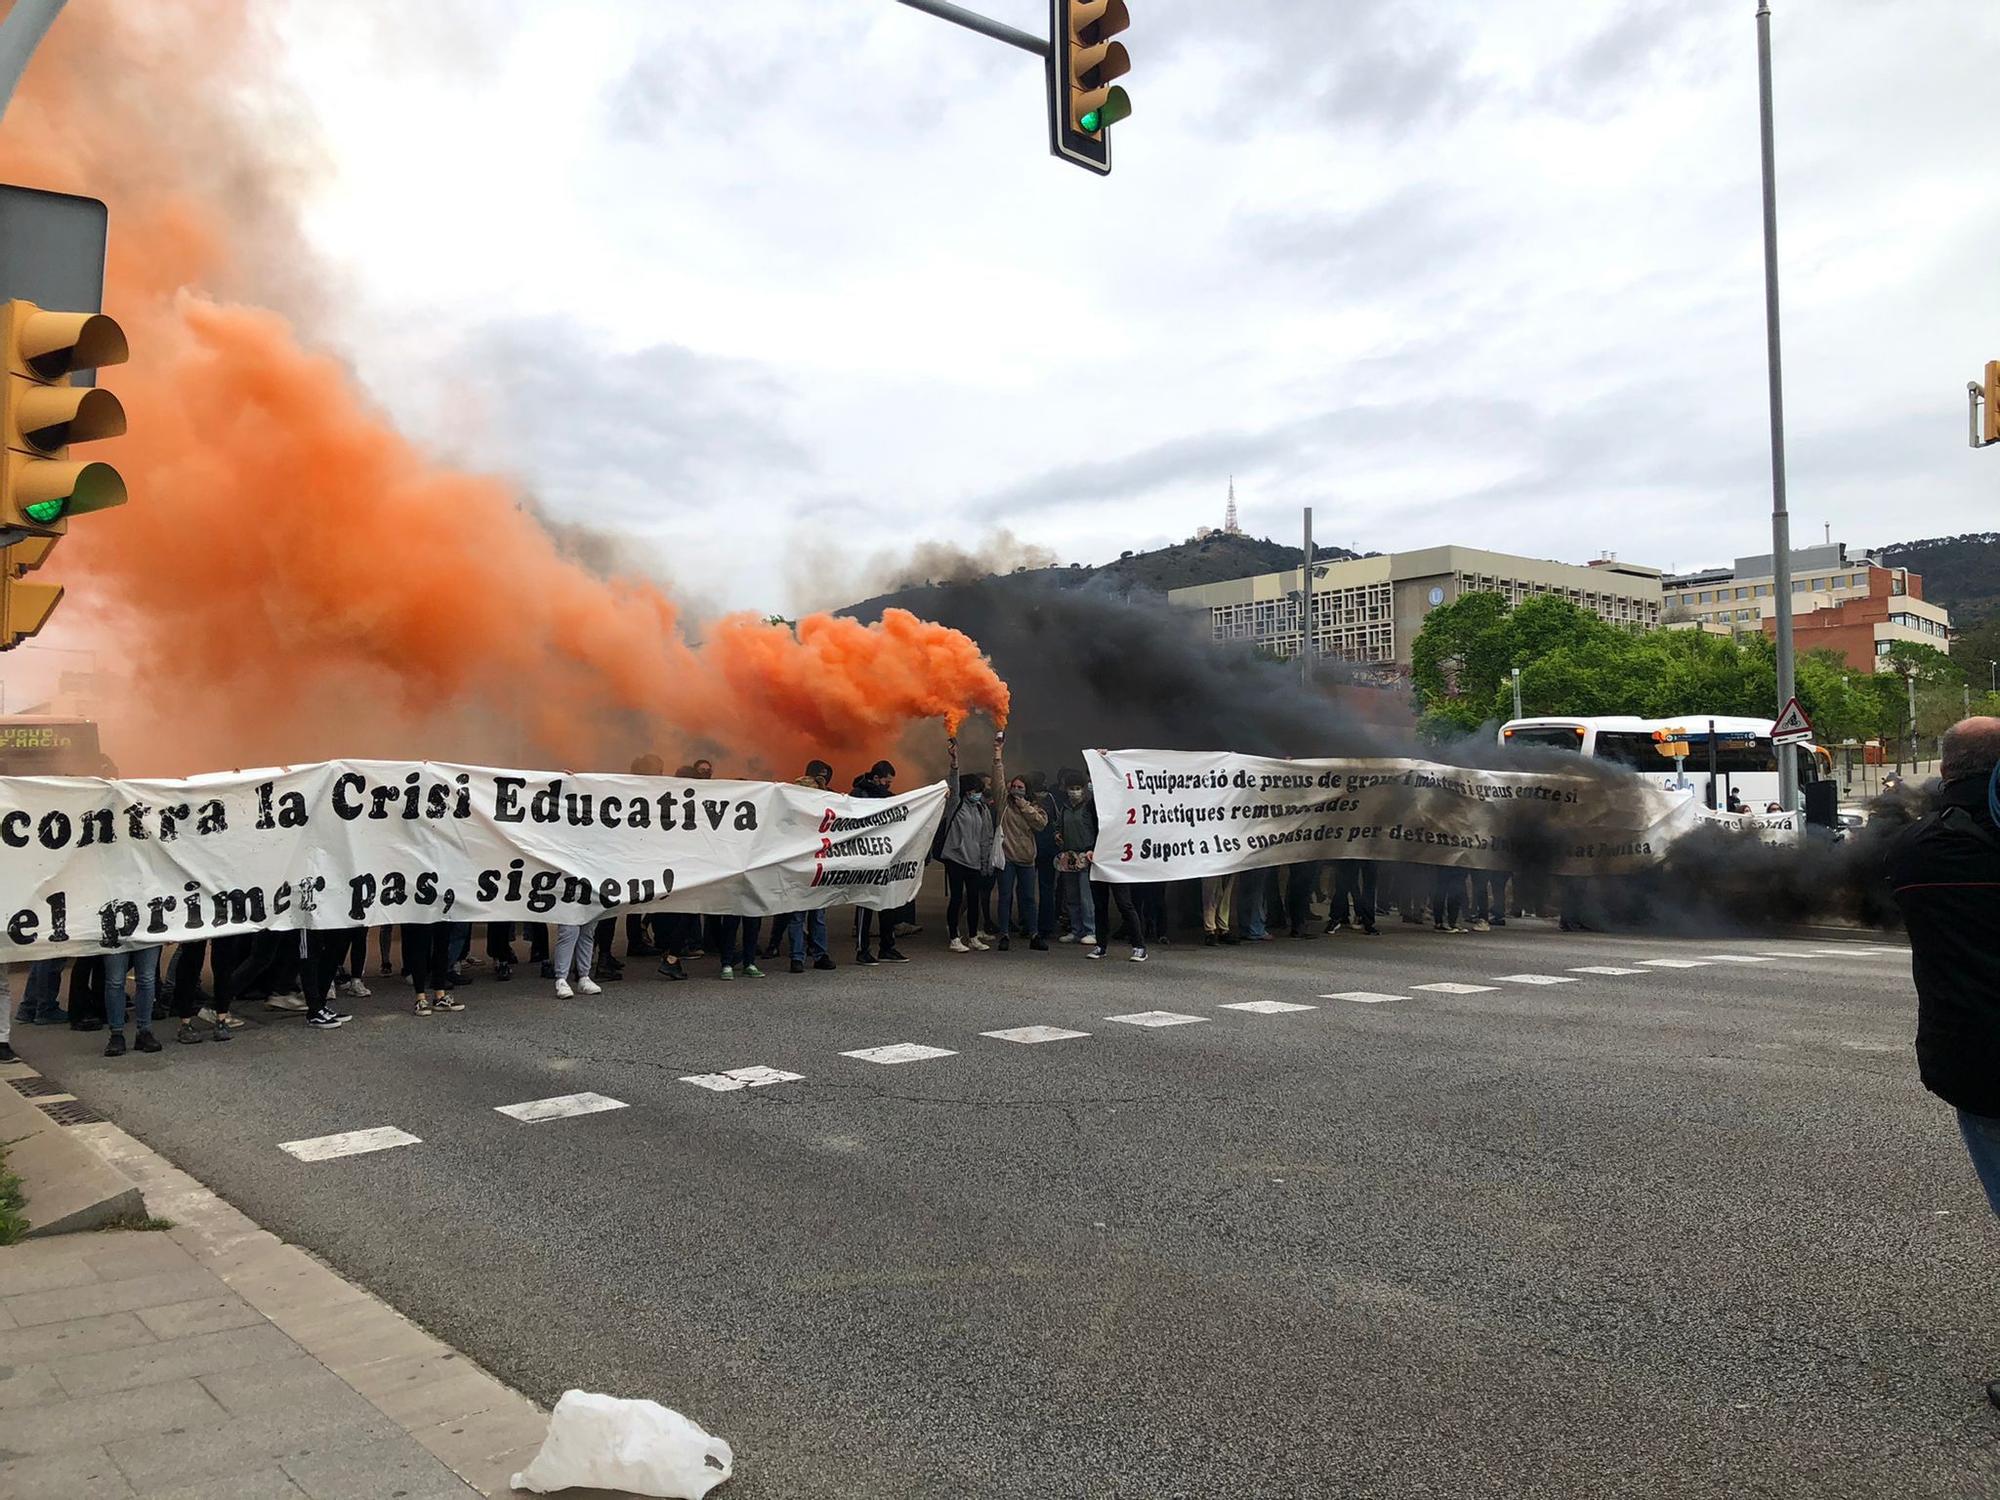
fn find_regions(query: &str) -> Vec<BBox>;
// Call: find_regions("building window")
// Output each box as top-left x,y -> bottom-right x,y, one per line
1811,577 -> 1827,590
1792,580 -> 1805,593
1733,587 -> 1746,600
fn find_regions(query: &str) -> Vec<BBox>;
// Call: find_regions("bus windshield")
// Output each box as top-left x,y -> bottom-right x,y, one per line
1506,726 -> 1587,752
0,718 -> 104,776
1595,731 -> 1776,776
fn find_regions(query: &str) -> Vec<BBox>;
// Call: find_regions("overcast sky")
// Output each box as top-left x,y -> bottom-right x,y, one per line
270,0 -> 2000,611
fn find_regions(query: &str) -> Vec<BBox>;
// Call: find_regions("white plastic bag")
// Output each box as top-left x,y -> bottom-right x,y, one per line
511,1389 -> 733,1498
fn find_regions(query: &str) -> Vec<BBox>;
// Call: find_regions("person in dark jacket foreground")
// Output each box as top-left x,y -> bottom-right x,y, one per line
1886,715 -> 2000,1407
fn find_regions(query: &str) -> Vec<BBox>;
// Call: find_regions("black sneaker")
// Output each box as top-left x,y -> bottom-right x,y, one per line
1029,936 -> 1049,951
539,961 -> 557,980
445,969 -> 465,988
657,959 -> 688,982
878,947 -> 910,963
789,959 -> 806,974
0,1041 -> 14,1062
176,1022 -> 206,1045
997,935 -> 1011,951
320,1002 -> 355,1022
495,962 -> 514,982
855,949 -> 879,966
306,1008 -> 346,1029
814,955 -> 837,971
134,1028 -> 163,1053
104,1031 -> 128,1057
209,1020 -> 233,1042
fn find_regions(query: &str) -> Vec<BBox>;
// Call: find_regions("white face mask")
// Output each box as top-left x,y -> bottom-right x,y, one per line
1067,789 -> 1085,804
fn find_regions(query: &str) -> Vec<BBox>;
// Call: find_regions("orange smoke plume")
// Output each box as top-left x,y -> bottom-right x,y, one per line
0,1 -> 1007,777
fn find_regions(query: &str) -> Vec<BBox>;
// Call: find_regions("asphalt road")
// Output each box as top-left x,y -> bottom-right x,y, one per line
20,917 -> 1999,1500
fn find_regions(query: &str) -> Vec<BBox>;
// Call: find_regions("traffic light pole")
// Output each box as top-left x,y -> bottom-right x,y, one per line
1756,1 -> 1799,813
894,0 -> 1049,57
0,0 -> 65,122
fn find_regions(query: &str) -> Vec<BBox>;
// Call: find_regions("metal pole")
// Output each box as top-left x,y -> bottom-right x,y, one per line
893,0 -> 1049,56
1511,666 -> 1522,719
1756,1 -> 1798,812
1299,506 -> 1314,687
0,0 -> 65,122
1907,669 -> 1918,764
1707,717 -> 1720,809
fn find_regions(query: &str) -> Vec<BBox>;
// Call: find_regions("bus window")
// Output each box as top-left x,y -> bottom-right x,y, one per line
0,718 -> 104,777
1505,727 -> 1587,752
1596,731 -> 1777,775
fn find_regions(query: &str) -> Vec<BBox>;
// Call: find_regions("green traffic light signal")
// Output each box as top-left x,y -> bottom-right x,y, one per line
1079,86 -> 1131,134
23,498 -> 63,524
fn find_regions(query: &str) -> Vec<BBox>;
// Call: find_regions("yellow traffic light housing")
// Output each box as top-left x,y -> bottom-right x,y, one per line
2,301 -> 127,540
0,533 -> 63,649
1985,360 -> 2000,446
1048,0 -> 1130,175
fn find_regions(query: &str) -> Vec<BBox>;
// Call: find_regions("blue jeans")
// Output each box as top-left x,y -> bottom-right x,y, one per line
1035,859 -> 1059,938
1240,869 -> 1269,938
16,958 -> 67,1023
102,948 -> 161,1032
721,916 -> 763,969
1958,1110 -> 2000,1216
786,910 -> 828,962
1062,870 -> 1095,938
997,861 -> 1038,936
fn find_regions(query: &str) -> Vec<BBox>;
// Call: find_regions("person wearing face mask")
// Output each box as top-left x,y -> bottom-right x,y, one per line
992,735 -> 1048,952
938,735 -> 998,952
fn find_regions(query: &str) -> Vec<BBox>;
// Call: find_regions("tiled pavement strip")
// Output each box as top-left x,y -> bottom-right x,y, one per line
0,1081 -> 630,1500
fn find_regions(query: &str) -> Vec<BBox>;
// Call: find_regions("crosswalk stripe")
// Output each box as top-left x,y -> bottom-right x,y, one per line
840,1043 -> 958,1065
494,1092 -> 628,1123
1319,991 -> 1406,1003
1221,1000 -> 1318,1014
1637,959 -> 1710,968
1700,955 -> 1773,963
1490,974 -> 1577,986
1568,966 -> 1644,976
1411,983 -> 1497,994
279,1127 -> 420,1162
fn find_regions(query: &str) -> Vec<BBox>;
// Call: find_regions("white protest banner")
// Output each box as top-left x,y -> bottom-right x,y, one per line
1084,749 -> 1699,882
0,762 -> 947,960
1692,805 -> 1802,845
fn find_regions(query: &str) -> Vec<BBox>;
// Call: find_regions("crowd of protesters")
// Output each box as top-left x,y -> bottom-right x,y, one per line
1,734 -> 1589,1065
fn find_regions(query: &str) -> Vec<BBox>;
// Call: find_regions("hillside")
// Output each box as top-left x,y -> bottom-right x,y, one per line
845,530 -> 1367,621
1875,533 -> 2000,623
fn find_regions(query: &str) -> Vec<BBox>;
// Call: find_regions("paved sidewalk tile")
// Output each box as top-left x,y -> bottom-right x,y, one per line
136,1292 -> 269,1340
280,1430 -> 484,1500
145,1468 -> 306,1500
0,1243 -> 98,1297
51,1323 -> 299,1397
4,1267 -> 219,1327
0,1444 -> 135,1499
77,1234 -> 200,1283
0,1308 -> 156,1364
0,1374 -> 221,1459
0,1362 -> 63,1410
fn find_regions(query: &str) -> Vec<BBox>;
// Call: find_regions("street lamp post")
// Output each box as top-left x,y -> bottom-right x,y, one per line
1511,666 -> 1523,720
1756,1 -> 1798,812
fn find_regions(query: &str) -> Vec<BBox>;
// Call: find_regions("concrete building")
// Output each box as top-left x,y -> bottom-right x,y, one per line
1661,543 -> 1950,671
1168,545 -> 1663,669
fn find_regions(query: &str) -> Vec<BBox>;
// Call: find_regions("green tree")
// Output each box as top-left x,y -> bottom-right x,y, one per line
1410,591 -> 1511,727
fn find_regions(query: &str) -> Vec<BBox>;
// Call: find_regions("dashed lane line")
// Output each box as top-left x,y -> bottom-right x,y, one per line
1637,959 -> 1710,969
1490,974 -> 1578,986
680,1066 -> 804,1092
981,1025 -> 1092,1044
1221,1000 -> 1318,1014
1700,954 -> 1774,963
279,1127 -> 421,1162
1319,992 -> 1407,1004
1410,983 -> 1498,995
841,1043 -> 960,1065
1104,1011 -> 1208,1027
494,1092 -> 629,1123
1568,966 -> 1645,976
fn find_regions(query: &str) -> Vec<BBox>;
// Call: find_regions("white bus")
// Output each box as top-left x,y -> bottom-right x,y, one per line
1499,714 -> 1832,810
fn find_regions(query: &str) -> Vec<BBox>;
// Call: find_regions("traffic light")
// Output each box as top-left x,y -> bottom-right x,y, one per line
1986,360 -> 2000,446
2,299 -> 127,544
0,534 -> 62,649
1047,0 -> 1130,175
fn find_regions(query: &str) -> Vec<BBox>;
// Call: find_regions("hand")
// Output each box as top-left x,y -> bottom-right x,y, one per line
995,729 -> 1006,745
1083,850 -> 1096,865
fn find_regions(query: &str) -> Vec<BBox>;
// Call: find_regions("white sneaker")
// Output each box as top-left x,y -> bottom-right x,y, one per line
554,978 -> 574,999
948,938 -> 969,953
577,977 -> 602,996
263,993 -> 308,1013
1129,947 -> 1148,962
968,936 -> 990,951
341,978 -> 371,999
1080,933 -> 1097,947
1057,933 -> 1078,944
1469,919 -> 1491,932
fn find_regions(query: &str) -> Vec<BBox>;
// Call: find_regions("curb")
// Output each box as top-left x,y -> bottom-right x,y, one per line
0,1055 -> 145,1235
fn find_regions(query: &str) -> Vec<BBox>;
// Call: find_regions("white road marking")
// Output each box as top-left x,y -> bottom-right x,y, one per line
1637,959 -> 1710,969
1319,992 -> 1407,1004
1490,974 -> 1578,986
841,1043 -> 959,1065
1221,1000 -> 1318,1014
1841,1041 -> 1901,1053
1805,947 -> 1898,957
1104,1010 -> 1208,1027
679,1066 -> 805,1092
982,1025 -> 1092,1044
1701,955 -> 1774,963
1411,983 -> 1498,994
1568,966 -> 1645,976
494,1092 -> 629,1124
279,1127 -> 421,1162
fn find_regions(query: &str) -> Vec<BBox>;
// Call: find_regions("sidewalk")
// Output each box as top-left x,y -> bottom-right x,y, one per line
0,1058 -> 598,1500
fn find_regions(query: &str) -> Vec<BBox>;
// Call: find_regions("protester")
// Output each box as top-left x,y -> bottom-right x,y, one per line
1200,874 -> 1237,946
937,736 -> 998,953
15,957 -> 67,1027
1887,716 -> 2000,1407
1054,770 -> 1098,947
1030,771 -> 1062,946
403,921 -> 464,1014
851,759 -> 910,964
993,748 -> 1048,952
1328,859 -> 1381,936
0,973 -> 12,1064
718,914 -> 765,980
1284,860 -> 1319,939
549,921 -> 604,999
782,759 -> 837,973
1238,867 -> 1271,941
1087,854 -> 1149,963
1431,868 -> 1466,933
100,943 -> 164,1056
